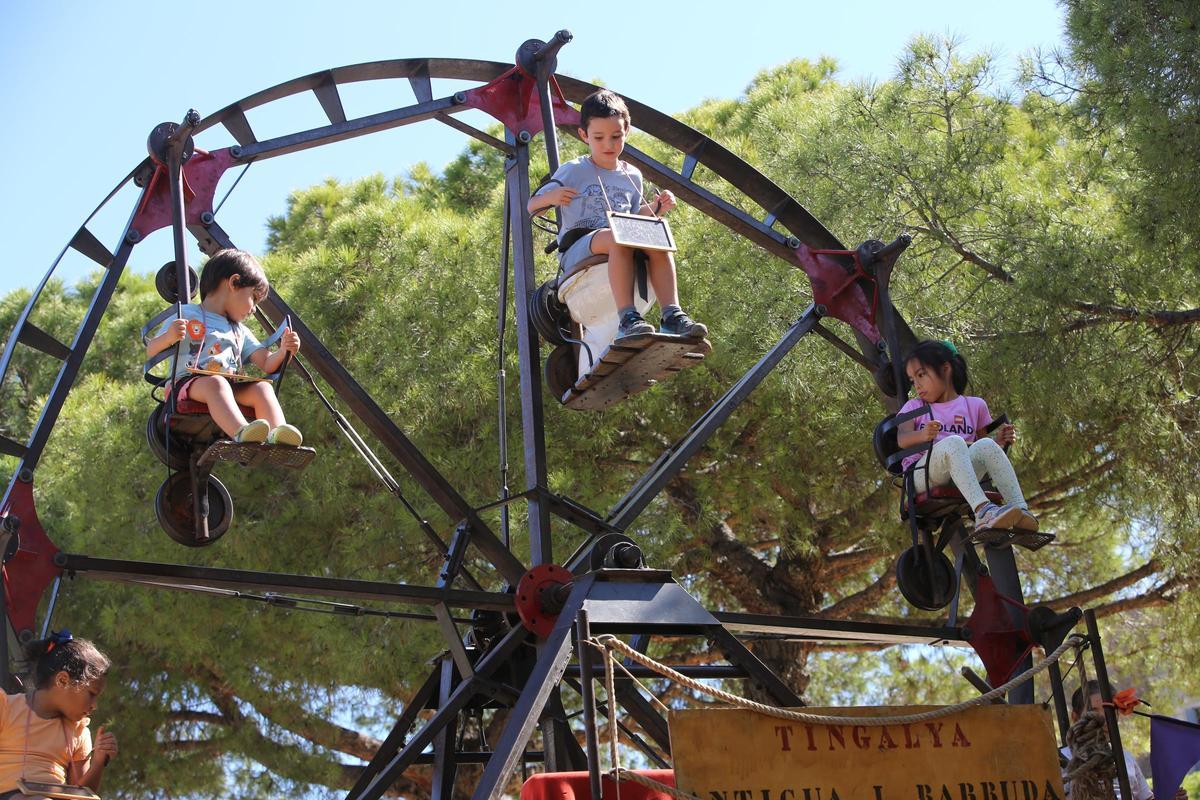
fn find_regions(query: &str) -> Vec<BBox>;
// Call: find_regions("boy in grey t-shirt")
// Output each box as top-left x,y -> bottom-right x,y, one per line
529,89 -> 707,340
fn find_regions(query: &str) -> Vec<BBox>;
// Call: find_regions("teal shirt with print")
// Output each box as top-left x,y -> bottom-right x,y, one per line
156,304 -> 264,381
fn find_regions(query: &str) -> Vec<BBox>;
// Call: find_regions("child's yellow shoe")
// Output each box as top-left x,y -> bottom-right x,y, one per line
268,424 -> 303,447
234,419 -> 270,443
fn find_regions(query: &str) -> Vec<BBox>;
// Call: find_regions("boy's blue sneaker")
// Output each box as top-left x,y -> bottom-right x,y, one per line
617,310 -> 655,339
660,310 -> 708,338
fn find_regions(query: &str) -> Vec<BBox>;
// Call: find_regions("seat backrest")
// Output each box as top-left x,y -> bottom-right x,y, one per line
141,308 -> 291,389
872,415 -> 901,475
873,403 -> 933,476
558,253 -> 608,286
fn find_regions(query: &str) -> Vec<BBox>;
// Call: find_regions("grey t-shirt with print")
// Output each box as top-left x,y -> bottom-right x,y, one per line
534,156 -> 645,251
156,303 -> 265,381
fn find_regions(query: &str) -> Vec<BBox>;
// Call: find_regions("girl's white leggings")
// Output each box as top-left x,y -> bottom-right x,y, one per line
911,435 -> 1027,511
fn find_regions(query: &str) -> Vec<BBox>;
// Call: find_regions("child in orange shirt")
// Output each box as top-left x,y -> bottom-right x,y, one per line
0,632 -> 117,797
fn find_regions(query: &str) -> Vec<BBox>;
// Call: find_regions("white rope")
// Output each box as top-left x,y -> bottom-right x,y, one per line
608,767 -> 701,800
592,633 -> 1085,727
604,649 -> 622,800
583,639 -> 670,716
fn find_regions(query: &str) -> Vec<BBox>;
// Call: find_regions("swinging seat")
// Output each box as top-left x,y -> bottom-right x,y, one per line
873,409 -> 1053,551
162,394 -> 314,470
141,283 -> 314,546
537,254 -> 711,411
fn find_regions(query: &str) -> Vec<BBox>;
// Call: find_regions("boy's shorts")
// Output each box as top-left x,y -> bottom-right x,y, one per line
559,230 -> 601,275
166,374 -> 202,404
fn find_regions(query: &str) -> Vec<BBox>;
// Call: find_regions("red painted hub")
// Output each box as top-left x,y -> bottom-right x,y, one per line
792,243 -> 882,344
515,564 -> 573,638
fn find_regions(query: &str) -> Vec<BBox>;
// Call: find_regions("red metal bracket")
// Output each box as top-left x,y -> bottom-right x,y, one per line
965,574 -> 1036,688
791,243 -> 883,343
129,147 -> 238,240
1,480 -> 62,639
462,67 -> 580,136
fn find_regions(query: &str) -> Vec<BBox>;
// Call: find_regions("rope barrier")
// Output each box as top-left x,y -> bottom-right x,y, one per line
1065,712 -> 1117,800
591,633 -> 1085,727
581,634 -> 1088,800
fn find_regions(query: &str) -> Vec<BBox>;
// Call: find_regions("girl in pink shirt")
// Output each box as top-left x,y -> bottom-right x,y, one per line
896,341 -> 1038,533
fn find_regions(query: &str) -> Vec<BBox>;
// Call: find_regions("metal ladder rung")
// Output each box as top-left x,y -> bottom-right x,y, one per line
0,435 -> 27,459
16,322 -> 71,361
223,108 -> 257,146
408,65 -> 433,104
69,227 -> 113,268
313,71 -> 347,125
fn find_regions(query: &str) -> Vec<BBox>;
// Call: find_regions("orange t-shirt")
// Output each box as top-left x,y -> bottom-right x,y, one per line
0,693 -> 91,789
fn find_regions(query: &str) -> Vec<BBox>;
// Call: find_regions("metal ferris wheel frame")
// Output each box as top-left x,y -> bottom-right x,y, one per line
0,30 -> 1065,800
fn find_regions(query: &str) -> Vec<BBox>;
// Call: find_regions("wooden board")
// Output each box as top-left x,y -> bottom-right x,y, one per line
564,333 -> 711,411
198,440 -> 316,470
186,366 -> 269,383
16,780 -> 100,800
670,705 -> 1065,800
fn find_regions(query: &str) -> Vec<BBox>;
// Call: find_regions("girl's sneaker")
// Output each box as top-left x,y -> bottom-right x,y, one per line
973,501 -> 1023,531
268,423 -> 304,447
234,419 -> 270,443
1014,506 -> 1040,532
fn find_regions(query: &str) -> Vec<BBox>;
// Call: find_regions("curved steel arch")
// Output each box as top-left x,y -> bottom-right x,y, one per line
0,32 -> 1031,800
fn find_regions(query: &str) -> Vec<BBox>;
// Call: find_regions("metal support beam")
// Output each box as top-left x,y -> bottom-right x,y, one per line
708,626 -> 802,707
346,669 -> 441,798
576,610 -> 604,800
59,554 -> 512,611
505,135 -> 553,566
714,610 -> 966,646
234,96 -> 460,162
1047,661 -> 1072,747
1086,609 -> 1133,800
199,221 -> 527,586
591,305 -> 821,548
470,576 -> 593,800
19,236 -> 136,473
432,657 -> 459,800
349,624 -> 532,800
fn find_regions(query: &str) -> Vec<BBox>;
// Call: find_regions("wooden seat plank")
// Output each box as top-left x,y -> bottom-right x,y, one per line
565,333 -> 712,411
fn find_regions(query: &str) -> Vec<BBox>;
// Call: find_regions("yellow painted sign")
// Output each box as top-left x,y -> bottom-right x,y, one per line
670,705 -> 1065,800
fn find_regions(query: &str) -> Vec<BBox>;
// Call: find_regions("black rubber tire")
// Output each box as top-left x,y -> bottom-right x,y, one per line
155,261 -> 199,303
895,546 -> 956,611
155,472 -> 233,547
544,344 -> 577,401
146,404 -> 191,471
530,281 -> 571,346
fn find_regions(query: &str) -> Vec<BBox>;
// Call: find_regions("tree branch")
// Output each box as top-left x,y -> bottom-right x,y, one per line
821,547 -> 888,583
818,558 -> 899,618
1041,559 -> 1161,611
1066,300 -> 1200,328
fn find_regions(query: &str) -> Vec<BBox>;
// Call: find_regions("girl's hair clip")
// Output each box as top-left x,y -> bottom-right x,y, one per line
941,339 -> 959,356
46,629 -> 73,653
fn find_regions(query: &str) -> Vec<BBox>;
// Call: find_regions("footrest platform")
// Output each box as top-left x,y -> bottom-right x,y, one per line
198,440 -> 316,470
563,333 -> 712,411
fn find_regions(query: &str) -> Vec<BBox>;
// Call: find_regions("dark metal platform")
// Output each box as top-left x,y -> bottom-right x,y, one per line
198,439 -> 316,470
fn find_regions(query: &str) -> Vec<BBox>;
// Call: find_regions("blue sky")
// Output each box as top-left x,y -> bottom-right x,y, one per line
0,0 -> 1067,299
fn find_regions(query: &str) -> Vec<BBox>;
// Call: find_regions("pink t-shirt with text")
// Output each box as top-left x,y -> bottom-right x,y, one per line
897,394 -> 993,472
